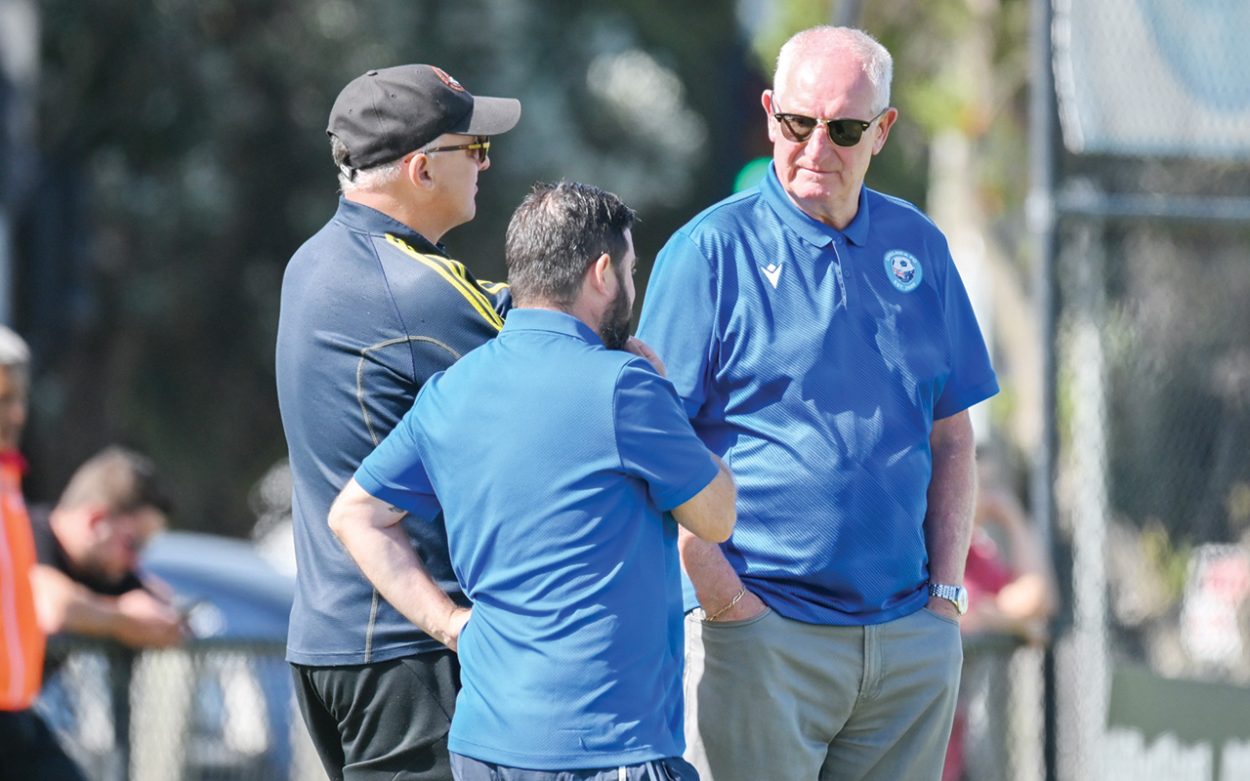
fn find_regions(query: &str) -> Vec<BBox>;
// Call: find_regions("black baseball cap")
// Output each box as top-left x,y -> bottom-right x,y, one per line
327,64 -> 522,172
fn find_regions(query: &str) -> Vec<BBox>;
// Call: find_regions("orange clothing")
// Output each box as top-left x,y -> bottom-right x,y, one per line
0,452 -> 43,711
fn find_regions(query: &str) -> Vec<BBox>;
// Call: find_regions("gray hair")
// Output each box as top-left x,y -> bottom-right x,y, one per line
774,26 -> 893,113
331,135 -> 403,193
0,326 -> 30,377
505,181 -> 637,309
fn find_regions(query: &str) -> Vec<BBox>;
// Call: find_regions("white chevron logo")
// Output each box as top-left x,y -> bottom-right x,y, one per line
761,263 -> 782,289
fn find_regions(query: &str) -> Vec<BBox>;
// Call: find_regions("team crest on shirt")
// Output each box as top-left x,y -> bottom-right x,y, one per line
884,250 -> 922,293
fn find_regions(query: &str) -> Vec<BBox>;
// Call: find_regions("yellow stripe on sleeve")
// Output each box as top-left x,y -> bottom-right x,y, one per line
422,255 -> 501,313
384,235 -> 503,330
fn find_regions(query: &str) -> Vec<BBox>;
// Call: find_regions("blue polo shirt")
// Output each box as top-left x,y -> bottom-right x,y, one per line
276,198 -> 510,665
637,165 -> 998,626
355,308 -> 719,770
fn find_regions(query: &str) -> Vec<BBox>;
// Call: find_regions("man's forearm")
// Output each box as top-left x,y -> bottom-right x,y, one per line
34,565 -> 119,637
329,482 -> 467,649
33,567 -> 182,647
678,527 -> 770,623
336,518 -> 465,646
924,411 -> 977,585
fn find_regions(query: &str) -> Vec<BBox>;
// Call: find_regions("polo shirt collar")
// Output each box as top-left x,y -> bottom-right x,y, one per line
502,308 -> 603,346
332,197 -> 447,256
760,164 -> 872,248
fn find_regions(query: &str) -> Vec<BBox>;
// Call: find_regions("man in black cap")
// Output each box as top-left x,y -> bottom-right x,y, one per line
276,64 -> 521,781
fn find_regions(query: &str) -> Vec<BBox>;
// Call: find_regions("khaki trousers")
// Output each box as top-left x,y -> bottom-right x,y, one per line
684,606 -> 962,781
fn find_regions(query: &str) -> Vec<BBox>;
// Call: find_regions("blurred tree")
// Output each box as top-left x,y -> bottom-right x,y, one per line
15,0 -> 1050,538
14,0 -> 745,536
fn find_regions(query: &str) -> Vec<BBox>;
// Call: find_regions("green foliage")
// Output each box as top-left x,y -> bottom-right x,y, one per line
20,0 -> 744,534
19,0 -> 1039,538
745,0 -> 834,81
1139,522 -> 1191,603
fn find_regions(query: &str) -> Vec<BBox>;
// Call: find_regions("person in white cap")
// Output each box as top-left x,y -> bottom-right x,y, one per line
276,64 -> 520,781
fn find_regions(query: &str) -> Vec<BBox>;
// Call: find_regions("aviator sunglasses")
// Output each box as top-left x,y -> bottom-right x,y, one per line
420,136 -> 491,164
771,98 -> 888,148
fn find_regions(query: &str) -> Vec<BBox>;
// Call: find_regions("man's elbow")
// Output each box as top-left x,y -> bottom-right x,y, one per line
327,496 -> 354,544
31,568 -> 73,635
327,508 -> 348,544
693,486 -> 737,543
701,517 -> 735,544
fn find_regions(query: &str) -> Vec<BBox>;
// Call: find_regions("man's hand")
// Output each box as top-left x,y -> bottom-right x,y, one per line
705,588 -> 768,623
925,595 -> 962,622
623,336 -> 666,377
443,606 -> 472,652
114,589 -> 185,648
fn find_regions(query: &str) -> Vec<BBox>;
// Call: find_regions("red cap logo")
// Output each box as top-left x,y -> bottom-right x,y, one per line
431,66 -> 466,92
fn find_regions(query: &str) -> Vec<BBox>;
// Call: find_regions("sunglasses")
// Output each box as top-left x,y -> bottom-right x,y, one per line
771,99 -> 888,148
421,136 -> 491,164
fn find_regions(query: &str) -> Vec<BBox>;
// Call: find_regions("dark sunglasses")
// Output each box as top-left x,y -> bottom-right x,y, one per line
772,99 -> 888,148
420,136 -> 491,164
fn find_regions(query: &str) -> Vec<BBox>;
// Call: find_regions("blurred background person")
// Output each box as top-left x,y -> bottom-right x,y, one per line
943,450 -> 1057,781
961,453 -> 1057,642
30,446 -> 182,651
0,326 -> 86,780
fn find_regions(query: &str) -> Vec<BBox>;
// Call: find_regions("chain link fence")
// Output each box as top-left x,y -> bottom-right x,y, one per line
38,634 -> 1041,780
1051,208 -> 1250,781
37,637 -> 326,781
1046,0 -> 1250,778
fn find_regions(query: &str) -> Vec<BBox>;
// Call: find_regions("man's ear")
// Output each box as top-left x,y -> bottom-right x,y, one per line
404,153 -> 434,189
871,107 -> 899,156
82,506 -> 112,537
761,90 -> 779,143
588,252 -> 614,297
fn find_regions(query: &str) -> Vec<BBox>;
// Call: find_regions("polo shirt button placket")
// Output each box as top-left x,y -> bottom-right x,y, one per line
828,240 -> 850,311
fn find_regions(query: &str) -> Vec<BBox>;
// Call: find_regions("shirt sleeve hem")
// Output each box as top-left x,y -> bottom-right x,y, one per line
934,377 -> 1000,420
652,453 -> 720,512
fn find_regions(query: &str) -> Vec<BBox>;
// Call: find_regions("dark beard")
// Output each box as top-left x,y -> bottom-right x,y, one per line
598,283 -> 632,350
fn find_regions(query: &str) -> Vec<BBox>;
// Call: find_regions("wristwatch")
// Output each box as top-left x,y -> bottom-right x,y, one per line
928,583 -> 969,615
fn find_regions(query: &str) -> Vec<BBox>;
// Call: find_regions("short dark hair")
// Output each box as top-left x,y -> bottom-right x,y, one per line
505,181 -> 637,308
58,446 -> 173,517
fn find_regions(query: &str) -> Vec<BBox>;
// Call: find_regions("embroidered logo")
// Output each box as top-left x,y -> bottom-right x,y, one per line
884,250 -> 922,293
761,262 -> 783,289
431,66 -> 466,92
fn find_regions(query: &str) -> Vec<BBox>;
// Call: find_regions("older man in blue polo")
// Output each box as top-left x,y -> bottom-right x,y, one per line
638,26 -> 999,781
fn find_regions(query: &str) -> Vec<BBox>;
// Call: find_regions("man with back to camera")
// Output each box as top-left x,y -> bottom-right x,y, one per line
275,64 -> 520,780
31,446 -> 182,652
0,326 -> 86,781
637,26 -> 999,781
328,181 -> 737,781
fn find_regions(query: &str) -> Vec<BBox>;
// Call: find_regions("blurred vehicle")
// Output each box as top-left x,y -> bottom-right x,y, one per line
144,530 -> 293,640
38,531 -> 308,781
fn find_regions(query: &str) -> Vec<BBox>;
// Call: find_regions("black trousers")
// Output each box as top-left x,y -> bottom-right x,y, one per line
292,650 -> 460,781
0,708 -> 87,781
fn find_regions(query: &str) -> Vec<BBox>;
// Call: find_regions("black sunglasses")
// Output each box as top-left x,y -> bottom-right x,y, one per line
420,136 -> 491,164
772,99 -> 888,148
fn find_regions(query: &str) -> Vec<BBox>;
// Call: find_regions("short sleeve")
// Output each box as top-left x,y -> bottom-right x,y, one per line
354,405 -> 443,522
934,256 -> 999,419
636,232 -> 717,418
613,360 -> 720,511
